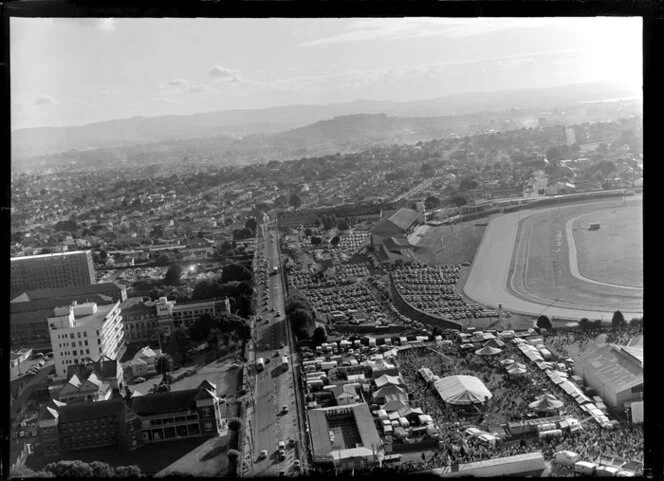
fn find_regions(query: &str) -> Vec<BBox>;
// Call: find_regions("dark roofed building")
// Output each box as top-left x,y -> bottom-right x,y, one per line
36,380 -> 226,461
371,208 -> 421,265
12,282 -> 127,303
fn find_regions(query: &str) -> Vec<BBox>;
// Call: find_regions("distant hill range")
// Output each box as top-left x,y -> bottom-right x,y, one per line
12,81 -> 640,169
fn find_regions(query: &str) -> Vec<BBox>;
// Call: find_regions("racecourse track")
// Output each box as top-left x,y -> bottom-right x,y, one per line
463,196 -> 643,321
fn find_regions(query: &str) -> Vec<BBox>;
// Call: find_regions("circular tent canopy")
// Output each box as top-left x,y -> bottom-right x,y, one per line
529,393 -> 564,411
433,375 -> 493,405
475,346 -> 502,356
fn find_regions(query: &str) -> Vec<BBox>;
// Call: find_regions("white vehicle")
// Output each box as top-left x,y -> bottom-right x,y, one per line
553,451 -> 580,467
256,358 -> 265,372
574,461 -> 598,475
259,449 -> 268,460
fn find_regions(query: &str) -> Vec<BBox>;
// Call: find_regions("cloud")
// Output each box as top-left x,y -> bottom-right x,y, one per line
300,18 -> 569,47
159,78 -> 210,94
100,89 -> 123,97
209,65 -> 241,81
35,94 -> 55,106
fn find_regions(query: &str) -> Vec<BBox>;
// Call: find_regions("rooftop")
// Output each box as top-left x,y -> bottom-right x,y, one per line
575,343 -> 643,393
11,250 -> 92,262
13,282 -> 125,302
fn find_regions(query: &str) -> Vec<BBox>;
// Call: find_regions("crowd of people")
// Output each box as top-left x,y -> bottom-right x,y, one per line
390,331 -> 644,473
393,265 -> 499,320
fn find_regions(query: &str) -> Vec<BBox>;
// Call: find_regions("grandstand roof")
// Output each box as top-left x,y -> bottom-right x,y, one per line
389,208 -> 420,231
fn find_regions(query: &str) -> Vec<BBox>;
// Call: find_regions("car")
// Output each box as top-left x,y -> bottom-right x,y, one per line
282,405 -> 288,413
293,460 -> 301,470
275,350 -> 281,357
259,449 -> 268,460
135,377 -> 146,383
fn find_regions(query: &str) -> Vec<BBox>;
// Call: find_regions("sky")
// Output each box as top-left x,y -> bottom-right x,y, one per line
11,17 -> 642,130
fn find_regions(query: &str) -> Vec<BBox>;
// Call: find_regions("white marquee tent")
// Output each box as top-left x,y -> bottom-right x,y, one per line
433,375 -> 493,405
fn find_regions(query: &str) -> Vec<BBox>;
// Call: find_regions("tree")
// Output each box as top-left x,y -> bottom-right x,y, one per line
458,177 -> 478,192
537,315 -> 552,330
89,461 -> 116,478
425,195 -> 441,209
236,294 -> 254,318
115,465 -> 143,477
289,194 -> 302,210
189,313 -> 217,341
612,311 -> 627,330
432,326 -> 443,338
289,308 -> 312,331
312,326 -> 327,346
221,263 -> 253,283
629,317 -> 643,329
420,163 -> 434,175
228,417 -> 243,431
337,219 -> 350,231
311,236 -> 322,246
208,328 -> 222,356
303,228 -> 313,237
166,327 -> 191,365
164,264 -> 183,286
233,228 -> 254,241
10,466 -> 55,478
45,460 -> 95,477
219,240 -> 234,254
244,217 -> 258,234
579,318 -> 590,331
451,195 -> 468,208
330,236 -> 340,247
155,355 -> 172,377
546,146 -> 562,163
155,253 -> 172,267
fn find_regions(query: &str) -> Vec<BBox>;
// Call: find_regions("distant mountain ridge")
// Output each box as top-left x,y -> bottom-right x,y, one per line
12,81 -> 639,161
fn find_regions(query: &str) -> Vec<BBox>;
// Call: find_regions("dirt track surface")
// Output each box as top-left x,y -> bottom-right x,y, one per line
463,197 -> 643,321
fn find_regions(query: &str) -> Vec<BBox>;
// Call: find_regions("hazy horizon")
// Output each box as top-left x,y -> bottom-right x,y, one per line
11,17 -> 642,131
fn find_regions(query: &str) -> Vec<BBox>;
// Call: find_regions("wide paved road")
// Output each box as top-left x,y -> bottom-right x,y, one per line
463,201 -> 643,321
250,225 -> 302,477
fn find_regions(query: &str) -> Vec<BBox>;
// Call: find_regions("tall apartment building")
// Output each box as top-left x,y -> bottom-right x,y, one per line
11,251 -> 96,298
48,301 -> 125,380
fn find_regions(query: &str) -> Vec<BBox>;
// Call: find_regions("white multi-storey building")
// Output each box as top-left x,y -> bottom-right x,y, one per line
48,301 -> 125,380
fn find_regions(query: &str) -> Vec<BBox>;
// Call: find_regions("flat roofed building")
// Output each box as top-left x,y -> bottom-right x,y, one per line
48,301 -> 125,380
11,251 -> 96,298
574,342 -> 643,410
308,402 -> 382,471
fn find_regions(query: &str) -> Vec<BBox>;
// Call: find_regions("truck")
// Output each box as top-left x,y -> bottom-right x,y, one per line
281,356 -> 289,370
256,358 -> 265,372
271,266 -> 279,276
